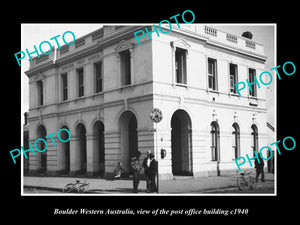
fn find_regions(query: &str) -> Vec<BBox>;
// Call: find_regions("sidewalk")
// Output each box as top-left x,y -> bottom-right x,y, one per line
23,173 -> 274,194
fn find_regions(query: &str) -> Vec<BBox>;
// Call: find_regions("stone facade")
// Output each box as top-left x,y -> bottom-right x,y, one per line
24,25 -> 268,180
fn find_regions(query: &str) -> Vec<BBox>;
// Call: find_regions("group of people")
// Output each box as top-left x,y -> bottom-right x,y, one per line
113,150 -> 266,193
113,150 -> 158,193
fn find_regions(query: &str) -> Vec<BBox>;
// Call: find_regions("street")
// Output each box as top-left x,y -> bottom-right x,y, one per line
201,183 -> 274,194
23,176 -> 274,194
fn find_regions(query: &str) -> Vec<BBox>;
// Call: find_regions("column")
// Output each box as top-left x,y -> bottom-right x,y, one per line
46,136 -> 58,176
171,46 -> 176,87
156,128 -> 171,180
191,129 -> 211,177
69,137 -> 80,176
129,47 -> 135,86
56,140 -> 66,173
86,134 -> 97,177
28,138 -> 40,174
103,131 -> 121,178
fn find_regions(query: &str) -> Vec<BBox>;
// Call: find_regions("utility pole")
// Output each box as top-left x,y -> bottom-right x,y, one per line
149,108 -> 163,193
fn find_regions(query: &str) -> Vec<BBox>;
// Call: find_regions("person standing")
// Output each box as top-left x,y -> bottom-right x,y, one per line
142,150 -> 151,193
255,154 -> 265,182
131,151 -> 142,193
149,153 -> 158,193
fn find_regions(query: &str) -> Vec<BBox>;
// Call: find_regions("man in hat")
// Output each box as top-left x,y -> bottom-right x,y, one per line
131,151 -> 142,193
255,154 -> 265,183
149,153 -> 158,193
142,150 -> 151,193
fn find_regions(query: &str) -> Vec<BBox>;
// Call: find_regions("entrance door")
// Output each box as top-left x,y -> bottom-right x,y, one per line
171,110 -> 192,176
119,111 -> 138,174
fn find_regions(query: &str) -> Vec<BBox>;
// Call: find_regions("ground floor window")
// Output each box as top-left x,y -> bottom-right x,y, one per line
210,121 -> 220,161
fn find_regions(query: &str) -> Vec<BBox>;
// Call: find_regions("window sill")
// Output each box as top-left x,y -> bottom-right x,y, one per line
249,98 -> 259,106
92,91 -> 104,96
249,96 -> 258,100
74,96 -> 86,103
59,99 -> 71,105
229,93 -> 240,97
174,83 -> 188,89
208,89 -> 219,94
118,84 -> 135,92
36,105 -> 45,110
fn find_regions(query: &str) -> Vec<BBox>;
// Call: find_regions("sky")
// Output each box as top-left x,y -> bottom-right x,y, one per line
21,24 -> 275,126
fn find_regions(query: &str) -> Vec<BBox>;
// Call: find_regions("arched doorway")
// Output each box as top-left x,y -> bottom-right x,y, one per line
119,111 -> 138,175
75,123 -> 87,174
171,109 -> 192,176
60,125 -> 70,174
251,124 -> 258,155
93,121 -> 105,176
36,124 -> 47,173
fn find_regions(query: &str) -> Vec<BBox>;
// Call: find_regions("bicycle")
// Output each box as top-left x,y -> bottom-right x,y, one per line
63,178 -> 89,193
237,170 -> 257,191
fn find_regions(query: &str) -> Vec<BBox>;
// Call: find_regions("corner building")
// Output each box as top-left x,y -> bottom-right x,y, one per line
25,25 -> 268,179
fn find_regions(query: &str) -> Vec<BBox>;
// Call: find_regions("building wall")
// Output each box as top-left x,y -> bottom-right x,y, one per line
26,27 -> 155,176
25,25 -> 268,179
151,26 -> 267,179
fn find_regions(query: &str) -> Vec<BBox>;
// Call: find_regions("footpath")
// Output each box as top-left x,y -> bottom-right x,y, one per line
23,173 -> 274,194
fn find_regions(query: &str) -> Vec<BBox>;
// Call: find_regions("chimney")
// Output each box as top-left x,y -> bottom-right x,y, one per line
242,31 -> 253,39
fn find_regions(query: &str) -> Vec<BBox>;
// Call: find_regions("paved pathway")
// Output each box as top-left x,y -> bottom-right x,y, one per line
23,173 -> 274,194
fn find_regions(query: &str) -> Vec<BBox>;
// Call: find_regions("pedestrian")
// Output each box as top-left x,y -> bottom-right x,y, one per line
255,154 -> 265,182
142,150 -> 151,193
113,162 -> 124,179
131,151 -> 142,193
149,153 -> 158,193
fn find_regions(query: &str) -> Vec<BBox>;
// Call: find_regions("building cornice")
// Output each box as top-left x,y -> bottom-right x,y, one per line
25,26 -> 145,77
205,39 -> 267,63
25,60 -> 55,78
160,25 -> 267,63
55,43 -> 101,66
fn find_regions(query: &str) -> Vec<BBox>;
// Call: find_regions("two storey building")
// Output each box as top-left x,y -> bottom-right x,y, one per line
25,25 -> 268,179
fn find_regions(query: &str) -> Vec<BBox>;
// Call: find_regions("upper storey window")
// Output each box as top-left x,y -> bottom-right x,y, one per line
175,48 -> 187,85
77,68 -> 84,97
61,73 -> 68,101
120,49 -> 131,86
208,58 -> 217,91
115,40 -> 135,89
249,68 -> 257,97
229,63 -> 238,94
37,80 -> 43,106
94,61 -> 103,93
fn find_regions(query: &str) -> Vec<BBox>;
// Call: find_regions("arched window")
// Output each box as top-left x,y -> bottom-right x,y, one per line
232,123 -> 240,159
210,121 -> 220,161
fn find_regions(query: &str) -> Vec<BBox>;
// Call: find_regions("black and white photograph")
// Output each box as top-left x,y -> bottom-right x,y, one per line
20,23 -> 276,195
3,5 -> 298,221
